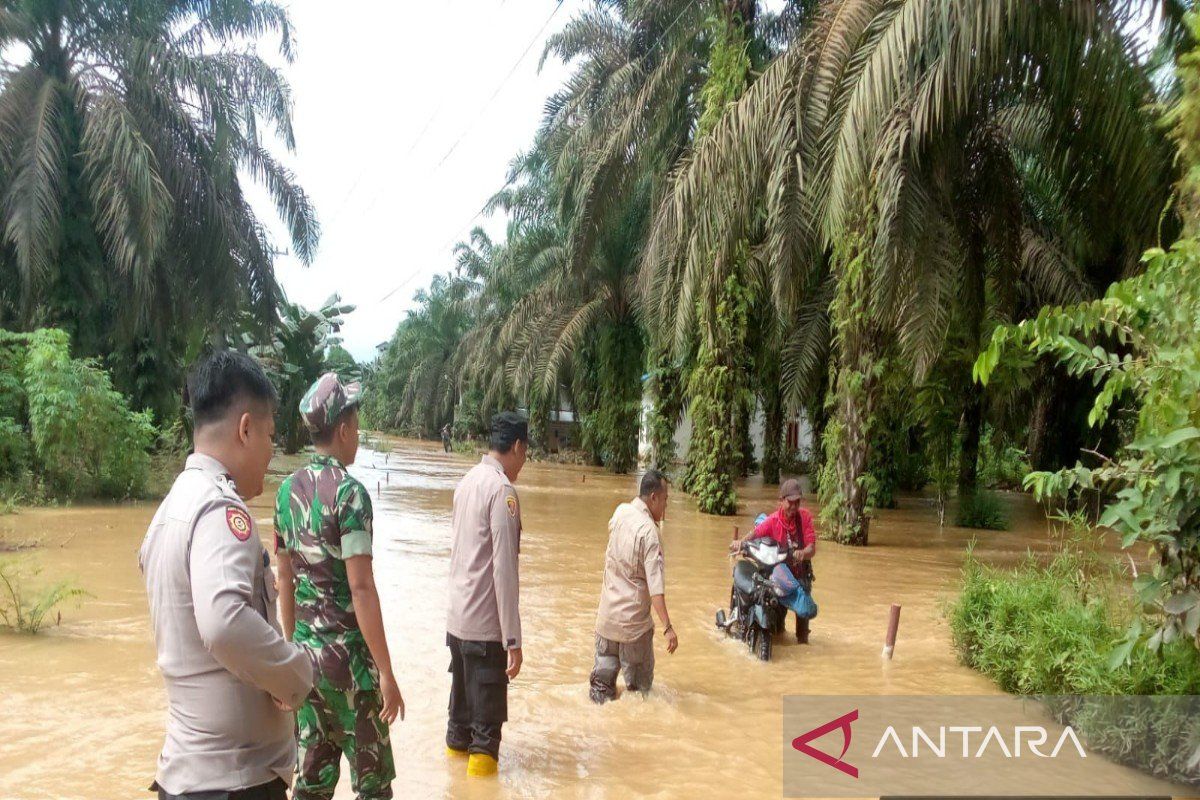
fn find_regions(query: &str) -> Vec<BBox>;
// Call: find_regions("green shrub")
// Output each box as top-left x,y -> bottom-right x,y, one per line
0,329 -> 155,500
949,551 -> 1200,783
0,558 -> 90,633
0,416 -> 29,481
954,490 -> 1010,530
977,426 -> 1030,490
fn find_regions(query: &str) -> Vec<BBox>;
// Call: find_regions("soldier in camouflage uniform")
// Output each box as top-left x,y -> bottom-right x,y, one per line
275,372 -> 403,800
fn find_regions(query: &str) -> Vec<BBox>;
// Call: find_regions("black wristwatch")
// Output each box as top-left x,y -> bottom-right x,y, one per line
663,624 -> 674,636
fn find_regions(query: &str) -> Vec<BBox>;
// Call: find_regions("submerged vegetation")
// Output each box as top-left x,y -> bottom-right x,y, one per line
0,557 -> 89,634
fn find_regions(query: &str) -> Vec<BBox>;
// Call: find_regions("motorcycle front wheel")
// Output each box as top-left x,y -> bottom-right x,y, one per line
758,627 -> 772,661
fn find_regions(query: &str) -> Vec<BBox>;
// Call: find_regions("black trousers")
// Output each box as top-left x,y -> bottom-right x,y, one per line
152,778 -> 288,800
446,632 -> 509,759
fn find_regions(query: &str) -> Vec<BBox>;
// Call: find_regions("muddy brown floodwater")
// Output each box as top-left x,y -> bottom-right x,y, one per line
0,438 -> 1170,799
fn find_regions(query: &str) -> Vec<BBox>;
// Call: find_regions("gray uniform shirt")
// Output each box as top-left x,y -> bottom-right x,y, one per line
139,453 -> 313,794
446,455 -> 522,649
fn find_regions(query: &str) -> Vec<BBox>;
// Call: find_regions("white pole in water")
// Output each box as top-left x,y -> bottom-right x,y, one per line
883,603 -> 901,659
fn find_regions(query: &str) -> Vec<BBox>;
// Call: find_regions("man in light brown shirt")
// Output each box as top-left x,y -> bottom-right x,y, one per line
590,469 -> 678,703
445,412 -> 527,777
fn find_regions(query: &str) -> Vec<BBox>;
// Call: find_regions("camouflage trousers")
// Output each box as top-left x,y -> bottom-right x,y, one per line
294,677 -> 395,800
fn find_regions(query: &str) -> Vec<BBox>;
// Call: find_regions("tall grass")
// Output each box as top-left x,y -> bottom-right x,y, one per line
0,558 -> 89,633
949,547 -> 1200,783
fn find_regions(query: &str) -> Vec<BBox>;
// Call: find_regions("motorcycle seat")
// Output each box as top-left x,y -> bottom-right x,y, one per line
733,559 -> 759,596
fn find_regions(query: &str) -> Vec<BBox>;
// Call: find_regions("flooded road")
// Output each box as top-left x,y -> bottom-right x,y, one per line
0,438 -> 1150,798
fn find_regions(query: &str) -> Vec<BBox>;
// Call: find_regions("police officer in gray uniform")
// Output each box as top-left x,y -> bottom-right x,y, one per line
140,351 -> 313,800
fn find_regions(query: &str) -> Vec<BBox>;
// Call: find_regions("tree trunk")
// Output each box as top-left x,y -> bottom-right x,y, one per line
762,399 -> 783,486
958,383 -> 983,497
833,366 -> 876,545
817,231 -> 880,546
958,229 -> 987,498
647,354 -> 684,469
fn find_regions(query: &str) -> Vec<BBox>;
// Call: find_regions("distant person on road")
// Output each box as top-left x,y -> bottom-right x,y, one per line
441,423 -> 452,453
729,478 -> 817,643
590,468 -> 677,703
445,411 -> 528,777
139,350 -> 313,800
275,372 -> 403,800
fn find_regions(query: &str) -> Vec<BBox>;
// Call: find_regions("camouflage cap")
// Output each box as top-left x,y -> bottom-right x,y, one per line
300,372 -> 362,433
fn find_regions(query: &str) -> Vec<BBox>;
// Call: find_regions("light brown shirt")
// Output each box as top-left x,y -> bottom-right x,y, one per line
139,453 -> 313,794
595,497 -> 665,643
447,455 -> 522,649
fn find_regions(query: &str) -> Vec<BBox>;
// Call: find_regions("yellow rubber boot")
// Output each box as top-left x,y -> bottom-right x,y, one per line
466,752 -> 498,777
446,745 -> 469,758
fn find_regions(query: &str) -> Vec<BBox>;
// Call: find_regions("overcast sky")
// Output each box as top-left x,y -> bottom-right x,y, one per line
249,0 -> 591,361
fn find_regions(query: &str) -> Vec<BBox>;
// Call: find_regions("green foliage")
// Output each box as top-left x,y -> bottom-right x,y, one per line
1,329 -> 154,499
0,558 -> 90,634
240,295 -> 355,454
0,0 -> 316,363
950,549 -> 1200,694
978,426 -> 1031,490
585,321 -> 644,474
697,8 -> 753,136
644,352 -> 685,469
683,271 -> 751,515
949,548 -> 1200,783
976,239 -> 1200,652
954,490 -> 1010,531
1165,11 -> 1200,234
817,233 -> 882,545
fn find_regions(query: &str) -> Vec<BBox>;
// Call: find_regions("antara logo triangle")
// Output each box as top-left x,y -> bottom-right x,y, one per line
791,709 -> 859,778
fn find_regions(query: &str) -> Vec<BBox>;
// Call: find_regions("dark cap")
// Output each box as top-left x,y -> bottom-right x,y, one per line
779,478 -> 802,501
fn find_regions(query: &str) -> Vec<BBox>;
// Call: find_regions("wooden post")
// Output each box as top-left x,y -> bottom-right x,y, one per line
376,481 -> 381,498
883,603 -> 901,659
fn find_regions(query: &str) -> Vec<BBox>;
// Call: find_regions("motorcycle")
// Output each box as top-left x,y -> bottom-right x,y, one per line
715,538 -> 792,661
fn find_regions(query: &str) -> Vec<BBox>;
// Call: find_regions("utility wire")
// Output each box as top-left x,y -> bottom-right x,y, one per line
374,0 -> 702,308
434,1 -> 566,168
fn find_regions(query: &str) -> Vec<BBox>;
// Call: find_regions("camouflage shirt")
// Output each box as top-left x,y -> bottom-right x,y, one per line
274,454 -> 377,691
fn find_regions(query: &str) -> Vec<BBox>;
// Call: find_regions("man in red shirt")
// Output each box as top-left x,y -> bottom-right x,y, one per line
728,478 -> 816,643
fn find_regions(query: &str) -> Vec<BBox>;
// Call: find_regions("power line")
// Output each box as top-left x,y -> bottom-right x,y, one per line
374,0 -> 703,308
434,1 -> 566,168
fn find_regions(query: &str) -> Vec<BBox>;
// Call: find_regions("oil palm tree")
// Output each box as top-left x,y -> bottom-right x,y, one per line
376,273 -> 474,439
644,0 -> 1172,542
0,0 -> 317,355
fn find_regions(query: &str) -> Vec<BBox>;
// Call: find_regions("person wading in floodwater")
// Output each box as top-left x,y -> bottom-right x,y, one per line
729,478 -> 817,643
440,423 -> 452,453
274,373 -> 404,800
445,412 -> 527,776
139,350 -> 313,800
590,468 -> 678,703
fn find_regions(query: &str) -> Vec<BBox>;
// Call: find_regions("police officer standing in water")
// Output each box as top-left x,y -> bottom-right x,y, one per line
445,412 -> 527,777
139,351 -> 313,800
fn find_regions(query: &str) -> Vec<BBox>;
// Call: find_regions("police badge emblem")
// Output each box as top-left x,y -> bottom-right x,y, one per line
226,506 -> 253,541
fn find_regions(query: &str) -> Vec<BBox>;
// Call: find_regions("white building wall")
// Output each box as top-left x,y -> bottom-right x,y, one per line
638,392 -> 813,466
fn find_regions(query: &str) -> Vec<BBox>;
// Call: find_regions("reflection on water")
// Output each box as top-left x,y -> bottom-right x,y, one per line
0,438 -> 1131,798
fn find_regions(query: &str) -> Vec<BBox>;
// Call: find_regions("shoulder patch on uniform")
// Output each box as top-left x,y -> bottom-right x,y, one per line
226,506 -> 252,541
506,494 -> 518,518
